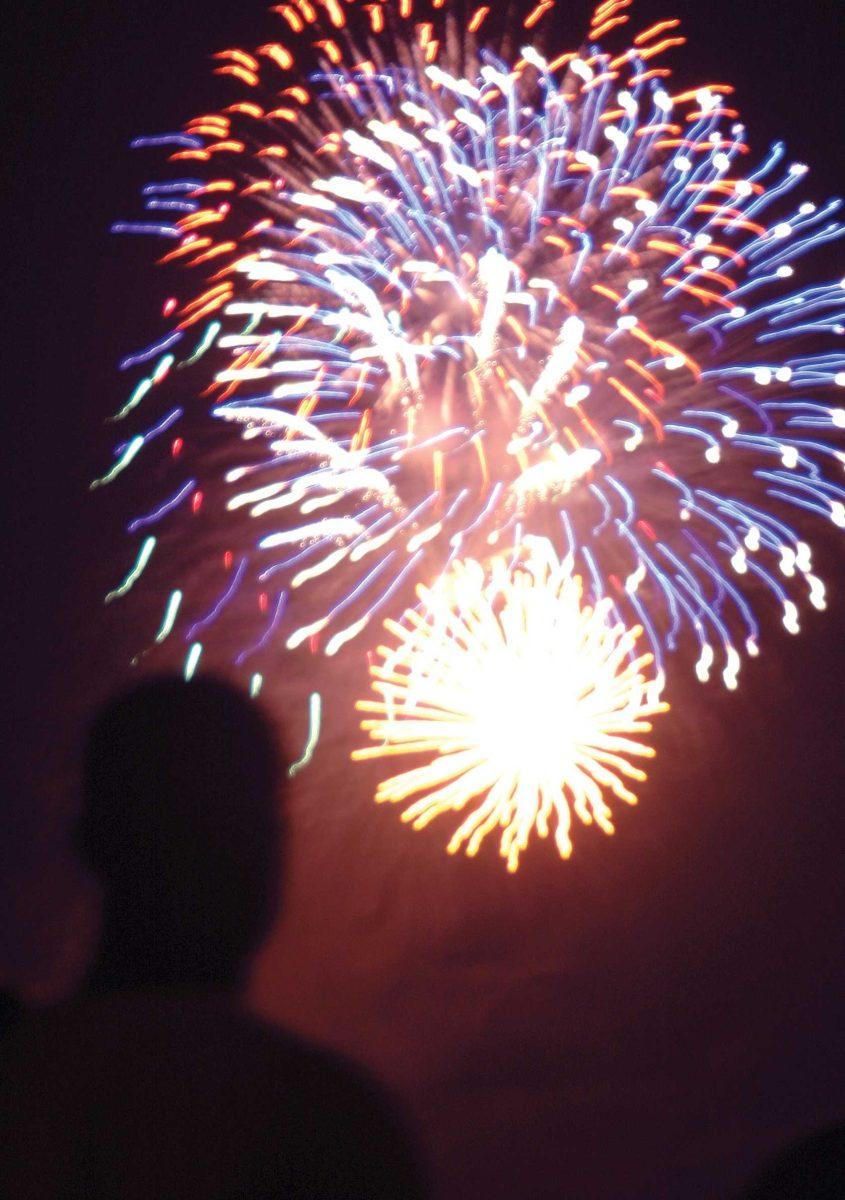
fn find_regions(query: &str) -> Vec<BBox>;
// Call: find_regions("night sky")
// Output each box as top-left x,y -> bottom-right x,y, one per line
4,2 -> 844,1197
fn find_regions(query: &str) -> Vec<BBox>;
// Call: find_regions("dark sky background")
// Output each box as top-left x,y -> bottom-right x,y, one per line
3,2 -> 844,1197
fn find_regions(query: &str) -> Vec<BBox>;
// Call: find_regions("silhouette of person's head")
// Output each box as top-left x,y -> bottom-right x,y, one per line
79,676 -> 284,994
4,678 -> 427,1200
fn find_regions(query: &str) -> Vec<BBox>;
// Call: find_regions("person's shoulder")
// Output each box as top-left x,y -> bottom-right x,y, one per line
5,993 -> 428,1198
237,1007 -> 411,1135
235,1008 -> 429,1197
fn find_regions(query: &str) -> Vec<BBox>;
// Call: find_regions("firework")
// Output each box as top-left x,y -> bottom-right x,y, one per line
354,539 -> 668,870
103,0 -> 844,865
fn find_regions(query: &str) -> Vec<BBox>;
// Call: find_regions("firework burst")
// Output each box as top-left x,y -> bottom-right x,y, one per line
354,539 -> 668,870
103,0 -> 844,865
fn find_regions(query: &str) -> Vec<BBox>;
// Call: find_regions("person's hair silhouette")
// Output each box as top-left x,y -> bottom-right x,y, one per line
80,676 -> 283,994
3,676 -> 426,1200
737,1124 -> 845,1200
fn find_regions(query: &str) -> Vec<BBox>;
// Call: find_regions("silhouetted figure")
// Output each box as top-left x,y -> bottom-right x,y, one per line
3,677 -> 425,1199
737,1124 -> 845,1200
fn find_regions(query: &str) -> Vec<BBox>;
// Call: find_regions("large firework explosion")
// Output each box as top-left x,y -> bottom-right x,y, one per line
103,0 -> 844,867
354,540 -> 668,871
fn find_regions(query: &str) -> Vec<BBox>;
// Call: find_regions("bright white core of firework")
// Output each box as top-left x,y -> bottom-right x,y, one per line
354,538 -> 669,870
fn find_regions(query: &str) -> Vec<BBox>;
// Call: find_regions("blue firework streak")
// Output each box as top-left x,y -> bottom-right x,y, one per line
102,1 -> 844,711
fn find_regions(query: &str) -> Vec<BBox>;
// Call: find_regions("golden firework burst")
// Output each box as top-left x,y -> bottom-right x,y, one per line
353,539 -> 669,870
